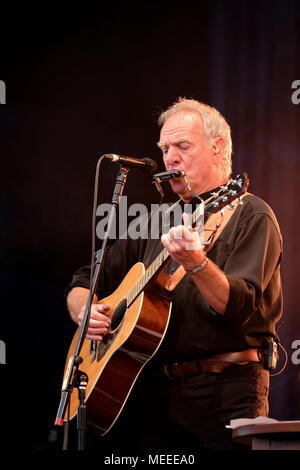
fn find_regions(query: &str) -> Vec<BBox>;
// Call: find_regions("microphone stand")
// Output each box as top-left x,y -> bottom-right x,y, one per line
55,165 -> 130,450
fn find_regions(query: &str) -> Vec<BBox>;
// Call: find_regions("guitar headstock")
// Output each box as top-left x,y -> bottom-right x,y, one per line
204,173 -> 249,214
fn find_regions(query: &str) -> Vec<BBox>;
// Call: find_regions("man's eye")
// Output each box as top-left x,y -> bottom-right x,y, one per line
179,144 -> 189,150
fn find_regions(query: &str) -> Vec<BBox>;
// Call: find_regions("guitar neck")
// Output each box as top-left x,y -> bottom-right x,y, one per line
127,247 -> 170,305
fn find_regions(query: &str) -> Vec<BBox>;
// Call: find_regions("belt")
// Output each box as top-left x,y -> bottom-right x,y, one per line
162,349 -> 261,380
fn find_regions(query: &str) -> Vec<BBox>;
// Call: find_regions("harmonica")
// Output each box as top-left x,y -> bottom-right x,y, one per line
152,170 -> 185,182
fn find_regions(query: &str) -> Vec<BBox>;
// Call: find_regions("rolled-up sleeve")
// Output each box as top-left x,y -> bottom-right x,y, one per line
223,209 -> 282,334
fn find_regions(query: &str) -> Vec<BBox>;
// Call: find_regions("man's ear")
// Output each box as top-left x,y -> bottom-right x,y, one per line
212,137 -> 225,162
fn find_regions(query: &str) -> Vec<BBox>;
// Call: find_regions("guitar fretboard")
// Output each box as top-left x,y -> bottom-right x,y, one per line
127,247 -> 170,306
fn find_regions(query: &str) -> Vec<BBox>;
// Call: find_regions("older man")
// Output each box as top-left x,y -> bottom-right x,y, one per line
66,98 -> 282,450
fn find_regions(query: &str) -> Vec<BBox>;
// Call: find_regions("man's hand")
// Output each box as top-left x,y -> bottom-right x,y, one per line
161,213 -> 205,271
161,213 -> 230,314
78,303 -> 111,341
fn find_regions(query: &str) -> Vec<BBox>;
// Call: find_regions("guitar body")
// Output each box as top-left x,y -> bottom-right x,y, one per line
64,262 -> 172,435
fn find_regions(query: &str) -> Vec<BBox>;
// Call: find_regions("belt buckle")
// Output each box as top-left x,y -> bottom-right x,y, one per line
163,363 -> 178,380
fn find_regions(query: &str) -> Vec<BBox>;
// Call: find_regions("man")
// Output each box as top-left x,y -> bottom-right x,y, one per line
66,98 -> 283,450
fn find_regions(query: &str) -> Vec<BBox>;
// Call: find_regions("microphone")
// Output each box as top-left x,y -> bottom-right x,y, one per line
103,154 -> 158,174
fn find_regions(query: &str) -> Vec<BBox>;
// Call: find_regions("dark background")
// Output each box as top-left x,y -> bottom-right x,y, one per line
1,0 -> 300,450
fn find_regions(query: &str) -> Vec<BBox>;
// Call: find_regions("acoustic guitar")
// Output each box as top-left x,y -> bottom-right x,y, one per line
61,174 -> 248,434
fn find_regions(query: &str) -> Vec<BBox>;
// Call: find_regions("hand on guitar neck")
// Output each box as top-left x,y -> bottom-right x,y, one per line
67,286 -> 111,341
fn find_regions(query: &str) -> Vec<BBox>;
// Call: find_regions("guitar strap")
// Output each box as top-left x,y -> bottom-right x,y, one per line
164,193 -> 249,292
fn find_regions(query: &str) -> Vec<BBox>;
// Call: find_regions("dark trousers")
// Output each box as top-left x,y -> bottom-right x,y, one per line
93,362 -> 269,451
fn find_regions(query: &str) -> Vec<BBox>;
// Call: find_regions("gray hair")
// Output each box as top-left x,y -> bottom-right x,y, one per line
158,97 -> 232,178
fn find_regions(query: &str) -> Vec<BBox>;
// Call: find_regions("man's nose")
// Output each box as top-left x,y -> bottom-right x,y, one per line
164,147 -> 181,168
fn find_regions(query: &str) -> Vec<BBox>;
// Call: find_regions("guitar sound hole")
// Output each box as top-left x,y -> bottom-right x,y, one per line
110,298 -> 127,331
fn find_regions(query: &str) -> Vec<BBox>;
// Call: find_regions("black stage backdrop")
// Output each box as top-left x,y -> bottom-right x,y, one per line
1,0 -> 300,450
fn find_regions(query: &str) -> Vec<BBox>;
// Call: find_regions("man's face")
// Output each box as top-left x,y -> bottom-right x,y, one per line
158,111 -> 219,200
